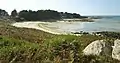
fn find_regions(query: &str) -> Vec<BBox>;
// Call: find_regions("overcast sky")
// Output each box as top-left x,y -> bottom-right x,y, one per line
0,0 -> 120,16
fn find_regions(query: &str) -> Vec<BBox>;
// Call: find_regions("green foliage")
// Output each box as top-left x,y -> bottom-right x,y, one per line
0,36 -> 39,63
0,8 -> 88,21
60,12 -> 83,19
43,35 -> 120,63
0,21 -> 55,43
0,21 -> 120,63
96,31 -> 120,39
79,55 -> 120,63
43,35 -> 81,63
18,10 -> 61,21
17,9 -> 87,21
0,9 -> 9,17
42,35 -> 104,63
11,9 -> 18,17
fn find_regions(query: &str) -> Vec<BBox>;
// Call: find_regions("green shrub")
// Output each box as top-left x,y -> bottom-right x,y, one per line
0,36 -> 39,63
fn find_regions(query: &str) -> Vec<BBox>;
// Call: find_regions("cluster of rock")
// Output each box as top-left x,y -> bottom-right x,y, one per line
83,39 -> 120,60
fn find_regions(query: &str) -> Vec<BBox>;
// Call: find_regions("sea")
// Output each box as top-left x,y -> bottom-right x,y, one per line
55,16 -> 120,33
74,16 -> 120,32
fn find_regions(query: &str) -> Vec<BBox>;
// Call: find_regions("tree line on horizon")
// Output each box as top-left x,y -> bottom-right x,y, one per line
0,9 -> 87,21
0,9 -> 9,18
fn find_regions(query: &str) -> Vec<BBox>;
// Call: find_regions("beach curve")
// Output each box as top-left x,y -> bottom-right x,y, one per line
11,21 -> 68,35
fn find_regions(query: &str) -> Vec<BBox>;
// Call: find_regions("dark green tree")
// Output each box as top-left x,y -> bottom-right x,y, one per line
11,9 -> 18,17
17,9 -> 87,21
18,10 -> 61,21
0,9 -> 9,17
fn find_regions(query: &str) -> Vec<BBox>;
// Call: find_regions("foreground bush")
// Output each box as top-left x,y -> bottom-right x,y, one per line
0,36 -> 40,63
0,21 -> 120,63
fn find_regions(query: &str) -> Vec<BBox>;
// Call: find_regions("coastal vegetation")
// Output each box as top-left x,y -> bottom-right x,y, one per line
10,9 -> 87,21
0,9 -> 88,21
0,20 -> 120,63
0,8 -> 120,63
94,31 -> 120,39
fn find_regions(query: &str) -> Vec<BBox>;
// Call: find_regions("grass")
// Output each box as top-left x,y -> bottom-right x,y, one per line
0,36 -> 40,63
43,35 -> 120,63
0,21 -> 120,63
0,21 -> 55,43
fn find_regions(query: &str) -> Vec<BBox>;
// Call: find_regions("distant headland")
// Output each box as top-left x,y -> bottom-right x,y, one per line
0,9 -> 91,22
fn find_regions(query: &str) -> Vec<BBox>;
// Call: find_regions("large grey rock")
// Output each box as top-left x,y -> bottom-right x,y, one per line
112,39 -> 120,60
83,39 -> 120,60
83,40 -> 105,55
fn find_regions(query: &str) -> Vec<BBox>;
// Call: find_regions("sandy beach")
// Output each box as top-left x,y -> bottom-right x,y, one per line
12,21 -> 70,35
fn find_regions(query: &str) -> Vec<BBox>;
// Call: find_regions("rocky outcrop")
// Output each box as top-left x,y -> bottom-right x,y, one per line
83,40 -> 113,56
112,39 -> 120,60
83,39 -> 120,60
83,40 -> 105,55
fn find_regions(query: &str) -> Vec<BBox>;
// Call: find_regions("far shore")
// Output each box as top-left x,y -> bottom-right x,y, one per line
61,18 -> 94,22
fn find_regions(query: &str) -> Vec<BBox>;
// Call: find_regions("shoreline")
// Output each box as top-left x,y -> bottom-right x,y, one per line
12,21 -> 70,35
12,21 -> 114,36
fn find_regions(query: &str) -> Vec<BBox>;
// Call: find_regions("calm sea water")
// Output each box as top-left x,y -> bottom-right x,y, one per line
61,16 -> 120,32
79,16 -> 120,32
76,16 -> 120,32
47,16 -> 120,33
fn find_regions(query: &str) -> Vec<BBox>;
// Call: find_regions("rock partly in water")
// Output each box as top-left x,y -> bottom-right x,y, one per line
112,39 -> 120,60
83,40 -> 105,56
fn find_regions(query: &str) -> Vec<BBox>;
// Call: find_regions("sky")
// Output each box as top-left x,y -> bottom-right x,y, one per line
0,0 -> 120,16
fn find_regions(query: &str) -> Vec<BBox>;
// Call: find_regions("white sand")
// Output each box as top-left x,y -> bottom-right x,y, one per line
12,21 -> 68,35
